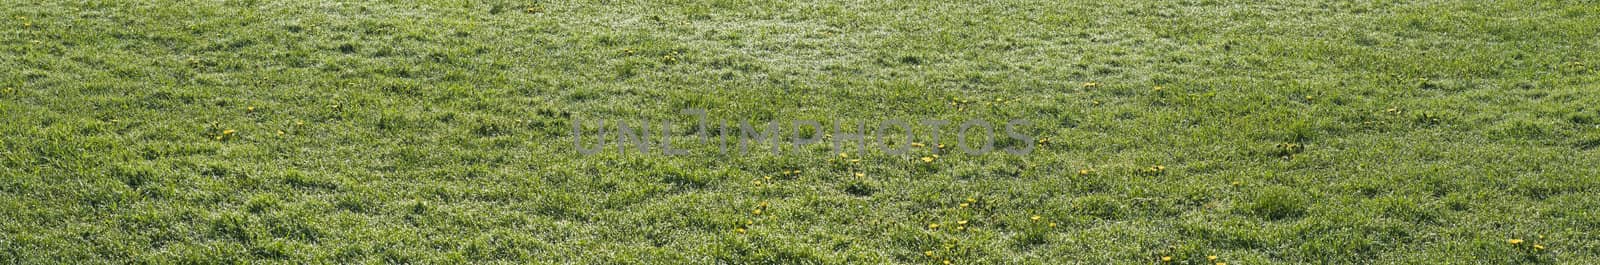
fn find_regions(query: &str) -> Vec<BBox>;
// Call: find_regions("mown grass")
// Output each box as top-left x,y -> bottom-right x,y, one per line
3,0 -> 1599,263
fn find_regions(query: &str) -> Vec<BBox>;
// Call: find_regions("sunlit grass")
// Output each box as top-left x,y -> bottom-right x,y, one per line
2,0 -> 1599,263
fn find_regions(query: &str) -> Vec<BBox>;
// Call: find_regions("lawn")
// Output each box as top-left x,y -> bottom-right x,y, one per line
3,0 -> 1599,264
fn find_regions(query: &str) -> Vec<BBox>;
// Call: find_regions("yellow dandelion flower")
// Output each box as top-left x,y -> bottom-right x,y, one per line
965,197 -> 976,203
1161,256 -> 1172,262
1083,82 -> 1098,88
959,203 -> 969,208
1048,222 -> 1057,227
1153,86 -> 1163,91
943,260 -> 951,265
1207,255 -> 1217,261
752,209 -> 762,215
956,226 -> 965,231
924,251 -> 934,256
247,106 -> 256,112
222,129 -> 236,135
735,228 -> 746,233
912,142 -> 925,147
854,172 -> 865,178
277,130 -> 285,136
957,220 -> 968,225
1534,244 -> 1545,250
1217,263 -> 1226,265
922,157 -> 934,163
839,152 -> 849,158
1078,169 -> 1091,175
1031,215 -> 1041,221
928,223 -> 940,229
1508,239 -> 1524,245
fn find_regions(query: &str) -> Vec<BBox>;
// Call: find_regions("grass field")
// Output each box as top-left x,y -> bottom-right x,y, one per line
4,0 -> 1600,263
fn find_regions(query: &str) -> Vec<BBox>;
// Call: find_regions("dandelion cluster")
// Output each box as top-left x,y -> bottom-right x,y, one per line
1142,165 -> 1167,175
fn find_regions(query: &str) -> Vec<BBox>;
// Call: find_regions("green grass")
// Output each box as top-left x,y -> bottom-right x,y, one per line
3,0 -> 1600,263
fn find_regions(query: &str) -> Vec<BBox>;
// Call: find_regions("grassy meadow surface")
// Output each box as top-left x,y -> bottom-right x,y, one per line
3,0 -> 1600,263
